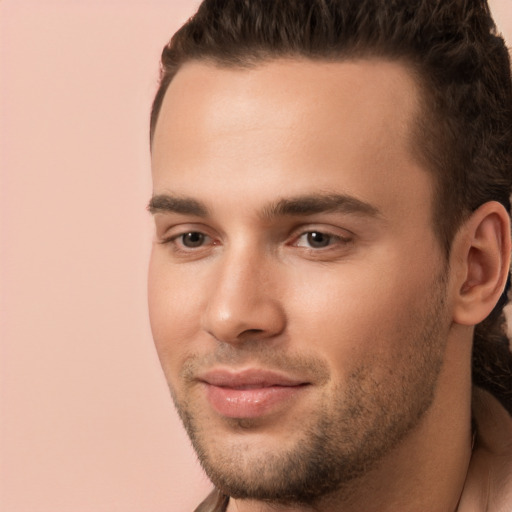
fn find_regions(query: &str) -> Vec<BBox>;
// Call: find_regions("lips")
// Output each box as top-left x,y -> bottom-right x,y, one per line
198,369 -> 309,419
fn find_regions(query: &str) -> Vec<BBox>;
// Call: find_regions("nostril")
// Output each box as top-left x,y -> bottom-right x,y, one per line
241,328 -> 265,336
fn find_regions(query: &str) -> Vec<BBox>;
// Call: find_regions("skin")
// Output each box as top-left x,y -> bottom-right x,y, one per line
148,59 -> 510,511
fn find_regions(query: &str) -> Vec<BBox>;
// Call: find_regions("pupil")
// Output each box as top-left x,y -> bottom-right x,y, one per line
183,232 -> 204,247
307,232 -> 330,248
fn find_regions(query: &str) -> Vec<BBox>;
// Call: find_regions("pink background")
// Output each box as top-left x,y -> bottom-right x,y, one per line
0,2 -> 511,511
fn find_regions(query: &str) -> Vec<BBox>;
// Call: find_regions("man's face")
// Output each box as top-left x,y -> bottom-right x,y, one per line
149,59 -> 452,503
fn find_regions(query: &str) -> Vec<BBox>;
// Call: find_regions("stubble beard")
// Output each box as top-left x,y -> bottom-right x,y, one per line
170,276 -> 449,507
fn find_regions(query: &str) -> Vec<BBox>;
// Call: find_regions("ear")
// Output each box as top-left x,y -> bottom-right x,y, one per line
451,201 -> 511,326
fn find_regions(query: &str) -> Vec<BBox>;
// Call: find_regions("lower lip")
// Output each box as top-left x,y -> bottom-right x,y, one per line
205,384 -> 307,419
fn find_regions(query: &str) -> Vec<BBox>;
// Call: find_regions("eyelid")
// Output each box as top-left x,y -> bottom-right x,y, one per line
155,220 -> 213,239
285,225 -> 356,261
160,231 -> 212,246
294,232 -> 350,247
156,223 -> 219,254
155,221 -> 355,257
290,225 -> 354,243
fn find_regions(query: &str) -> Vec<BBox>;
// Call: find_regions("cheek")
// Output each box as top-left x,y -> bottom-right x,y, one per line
147,250 -> 206,377
285,255 -> 438,377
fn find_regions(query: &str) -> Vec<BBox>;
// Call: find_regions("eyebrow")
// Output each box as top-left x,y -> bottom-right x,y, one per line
147,194 -> 209,216
261,193 -> 381,220
147,192 -> 381,220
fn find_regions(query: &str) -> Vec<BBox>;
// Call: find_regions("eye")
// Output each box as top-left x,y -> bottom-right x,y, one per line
180,231 -> 208,248
296,231 -> 336,249
158,227 -> 218,259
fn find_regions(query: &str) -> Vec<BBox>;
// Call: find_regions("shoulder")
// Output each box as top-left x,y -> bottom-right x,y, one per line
194,488 -> 229,512
458,387 -> 512,512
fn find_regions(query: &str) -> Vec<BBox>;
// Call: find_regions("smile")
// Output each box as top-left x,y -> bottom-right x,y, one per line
198,369 -> 310,419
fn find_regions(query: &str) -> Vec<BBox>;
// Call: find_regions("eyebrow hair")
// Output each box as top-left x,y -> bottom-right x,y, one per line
147,192 -> 381,220
147,194 -> 209,216
261,193 -> 381,220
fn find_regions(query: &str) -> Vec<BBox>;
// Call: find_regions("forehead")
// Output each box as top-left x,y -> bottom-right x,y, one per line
151,58 -> 433,223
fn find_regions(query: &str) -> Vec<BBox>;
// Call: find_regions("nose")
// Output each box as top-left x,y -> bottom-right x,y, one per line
201,248 -> 286,345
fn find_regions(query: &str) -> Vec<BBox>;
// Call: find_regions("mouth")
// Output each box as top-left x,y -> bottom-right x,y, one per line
198,369 -> 310,419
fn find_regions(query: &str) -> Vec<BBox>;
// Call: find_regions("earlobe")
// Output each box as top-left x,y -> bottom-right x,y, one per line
452,201 -> 511,326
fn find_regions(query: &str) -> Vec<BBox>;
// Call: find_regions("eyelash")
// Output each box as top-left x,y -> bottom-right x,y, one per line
159,231 -> 216,252
292,231 -> 352,250
159,227 -> 353,257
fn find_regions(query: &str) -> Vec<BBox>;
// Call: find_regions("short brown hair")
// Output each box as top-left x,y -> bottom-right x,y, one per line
150,0 -> 512,411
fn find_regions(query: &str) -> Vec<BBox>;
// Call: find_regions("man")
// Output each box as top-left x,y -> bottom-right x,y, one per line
147,0 -> 512,510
